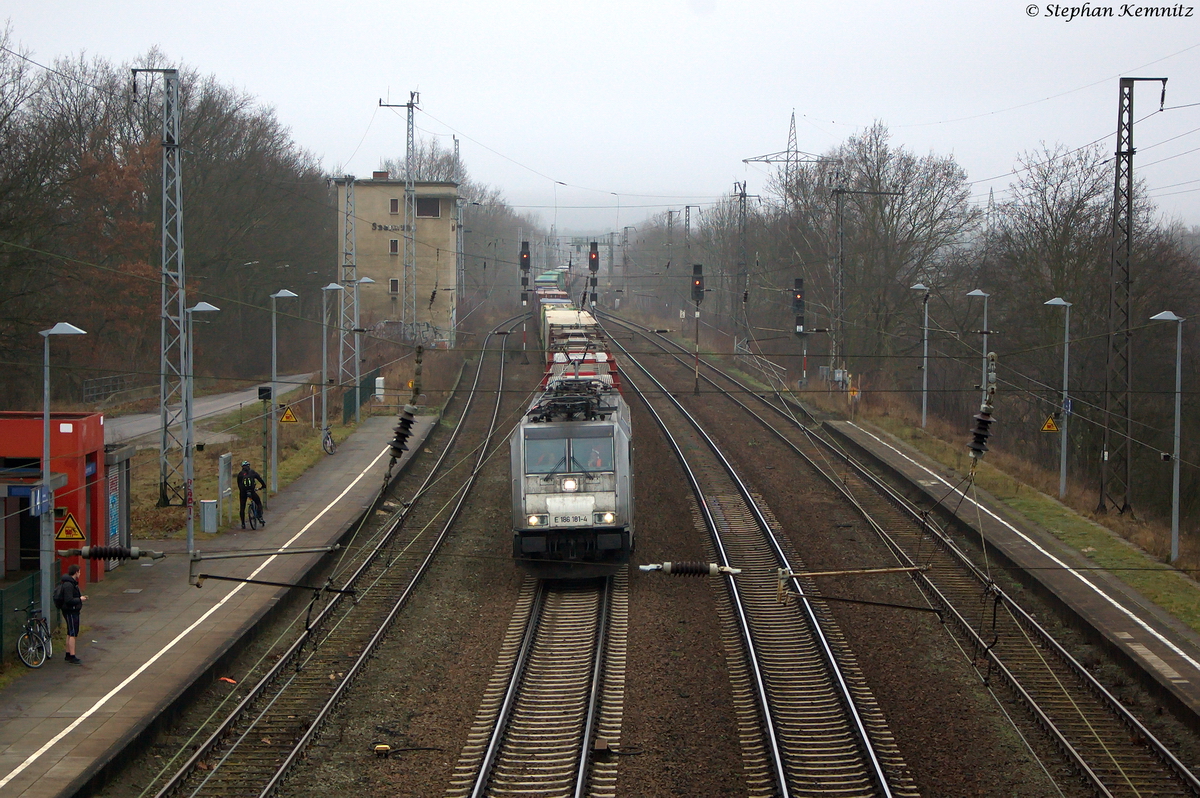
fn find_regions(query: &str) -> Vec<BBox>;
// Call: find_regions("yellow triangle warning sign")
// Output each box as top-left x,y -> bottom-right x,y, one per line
279,406 -> 299,423
1041,416 -> 1060,433
55,512 -> 85,541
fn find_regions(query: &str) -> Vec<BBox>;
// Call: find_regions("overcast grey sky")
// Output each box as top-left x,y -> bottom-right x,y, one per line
7,1 -> 1200,233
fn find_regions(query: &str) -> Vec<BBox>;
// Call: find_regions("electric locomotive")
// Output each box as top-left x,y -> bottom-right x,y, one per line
511,306 -> 633,576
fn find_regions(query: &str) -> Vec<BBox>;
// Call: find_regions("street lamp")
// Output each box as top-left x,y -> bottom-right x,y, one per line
1045,298 -> 1072,501
320,283 -> 343,443
270,289 -> 298,493
350,277 -> 375,425
1150,310 -> 1185,562
967,289 -> 990,406
40,322 -> 86,617
183,302 -> 219,552
911,283 -> 930,428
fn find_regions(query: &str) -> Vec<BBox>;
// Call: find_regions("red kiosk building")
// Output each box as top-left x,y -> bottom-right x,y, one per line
0,412 -> 131,588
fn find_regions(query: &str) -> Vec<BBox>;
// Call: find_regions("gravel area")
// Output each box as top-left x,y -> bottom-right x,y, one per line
663,361 -> 1096,797
96,328 -> 1192,797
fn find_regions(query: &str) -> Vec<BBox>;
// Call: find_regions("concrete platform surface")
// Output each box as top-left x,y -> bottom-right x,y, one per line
827,419 -> 1200,722
0,413 -> 437,798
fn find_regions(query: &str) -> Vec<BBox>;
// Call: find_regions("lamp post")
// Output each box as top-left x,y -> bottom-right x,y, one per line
967,289 -> 990,406
40,322 -> 86,617
184,302 -> 219,552
911,283 -> 930,427
351,277 -> 375,425
1151,310 -> 1185,562
270,289 -> 298,493
321,283 -> 343,441
1045,298 -> 1072,500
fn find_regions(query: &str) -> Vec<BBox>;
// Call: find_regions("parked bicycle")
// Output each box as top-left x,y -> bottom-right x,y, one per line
15,601 -> 52,668
322,425 -> 336,455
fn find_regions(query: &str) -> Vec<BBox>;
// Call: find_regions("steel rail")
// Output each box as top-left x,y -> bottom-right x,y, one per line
467,580 -> 546,798
573,577 -> 612,798
607,312 -> 1200,796
468,579 -> 611,798
614,328 -> 897,796
260,320 -> 518,798
153,316 -> 524,798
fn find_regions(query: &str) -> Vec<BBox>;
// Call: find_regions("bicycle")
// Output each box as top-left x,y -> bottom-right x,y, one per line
322,426 -> 336,455
247,493 -> 266,530
15,602 -> 52,668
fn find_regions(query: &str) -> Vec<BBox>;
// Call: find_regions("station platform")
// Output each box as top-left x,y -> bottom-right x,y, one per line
826,419 -> 1200,725
0,413 -> 438,798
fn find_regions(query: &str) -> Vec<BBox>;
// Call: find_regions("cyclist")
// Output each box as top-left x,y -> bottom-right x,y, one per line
237,460 -> 267,529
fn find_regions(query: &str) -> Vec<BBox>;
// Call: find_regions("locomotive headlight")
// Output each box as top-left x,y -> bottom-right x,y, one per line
594,512 -> 616,524
562,477 -> 579,492
528,515 -> 540,526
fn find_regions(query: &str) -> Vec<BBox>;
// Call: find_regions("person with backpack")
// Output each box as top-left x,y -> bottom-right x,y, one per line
237,460 -> 267,529
54,564 -> 86,664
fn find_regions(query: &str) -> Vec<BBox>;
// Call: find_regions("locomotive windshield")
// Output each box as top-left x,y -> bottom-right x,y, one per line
525,438 -> 567,474
524,429 -> 614,474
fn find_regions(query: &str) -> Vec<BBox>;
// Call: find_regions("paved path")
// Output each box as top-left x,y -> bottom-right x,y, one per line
0,413 -> 437,798
104,374 -> 314,445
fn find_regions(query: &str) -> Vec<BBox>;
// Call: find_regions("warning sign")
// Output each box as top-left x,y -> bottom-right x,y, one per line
55,512 -> 85,541
1041,416 -> 1060,433
279,406 -> 299,423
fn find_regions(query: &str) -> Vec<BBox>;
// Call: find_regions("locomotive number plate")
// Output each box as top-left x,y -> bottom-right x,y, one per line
551,514 -> 588,527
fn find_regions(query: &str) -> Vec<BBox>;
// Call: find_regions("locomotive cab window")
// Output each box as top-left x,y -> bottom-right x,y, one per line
524,428 -> 614,474
573,438 -> 613,471
525,437 -> 567,474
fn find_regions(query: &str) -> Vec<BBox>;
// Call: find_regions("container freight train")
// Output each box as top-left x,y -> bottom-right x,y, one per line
510,265 -> 633,577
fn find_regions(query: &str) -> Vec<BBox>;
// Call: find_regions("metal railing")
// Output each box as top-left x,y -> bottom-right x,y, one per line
82,373 -> 140,403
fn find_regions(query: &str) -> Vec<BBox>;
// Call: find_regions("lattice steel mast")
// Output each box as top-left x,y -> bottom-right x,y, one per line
380,92 -> 421,340
338,176 -> 357,389
1099,77 -> 1166,514
134,68 -> 187,507
743,111 -> 821,213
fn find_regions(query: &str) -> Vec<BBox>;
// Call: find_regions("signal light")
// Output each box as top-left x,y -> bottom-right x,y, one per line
742,290 -> 748,304
793,278 -> 805,334
589,276 -> 597,288
520,241 -> 530,272
521,274 -> 528,287
590,292 -> 597,305
691,264 -> 704,304
589,242 -> 599,273
521,291 -> 528,307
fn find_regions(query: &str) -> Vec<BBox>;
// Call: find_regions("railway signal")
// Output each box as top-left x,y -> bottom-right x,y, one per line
520,241 -> 530,272
589,242 -> 599,273
691,264 -> 704,304
793,278 -> 805,335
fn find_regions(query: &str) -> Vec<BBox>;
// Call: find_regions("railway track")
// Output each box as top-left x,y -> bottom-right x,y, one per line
445,574 -> 628,798
612,325 -> 918,797
604,312 -> 1200,797
148,319 -> 523,798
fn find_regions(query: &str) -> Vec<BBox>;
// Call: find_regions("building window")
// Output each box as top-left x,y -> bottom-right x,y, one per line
416,198 -> 440,218
389,278 -> 399,294
389,239 -> 399,255
390,198 -> 399,214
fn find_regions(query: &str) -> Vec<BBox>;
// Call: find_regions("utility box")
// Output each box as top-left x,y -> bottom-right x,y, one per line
200,500 -> 218,534
375,376 -> 385,401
